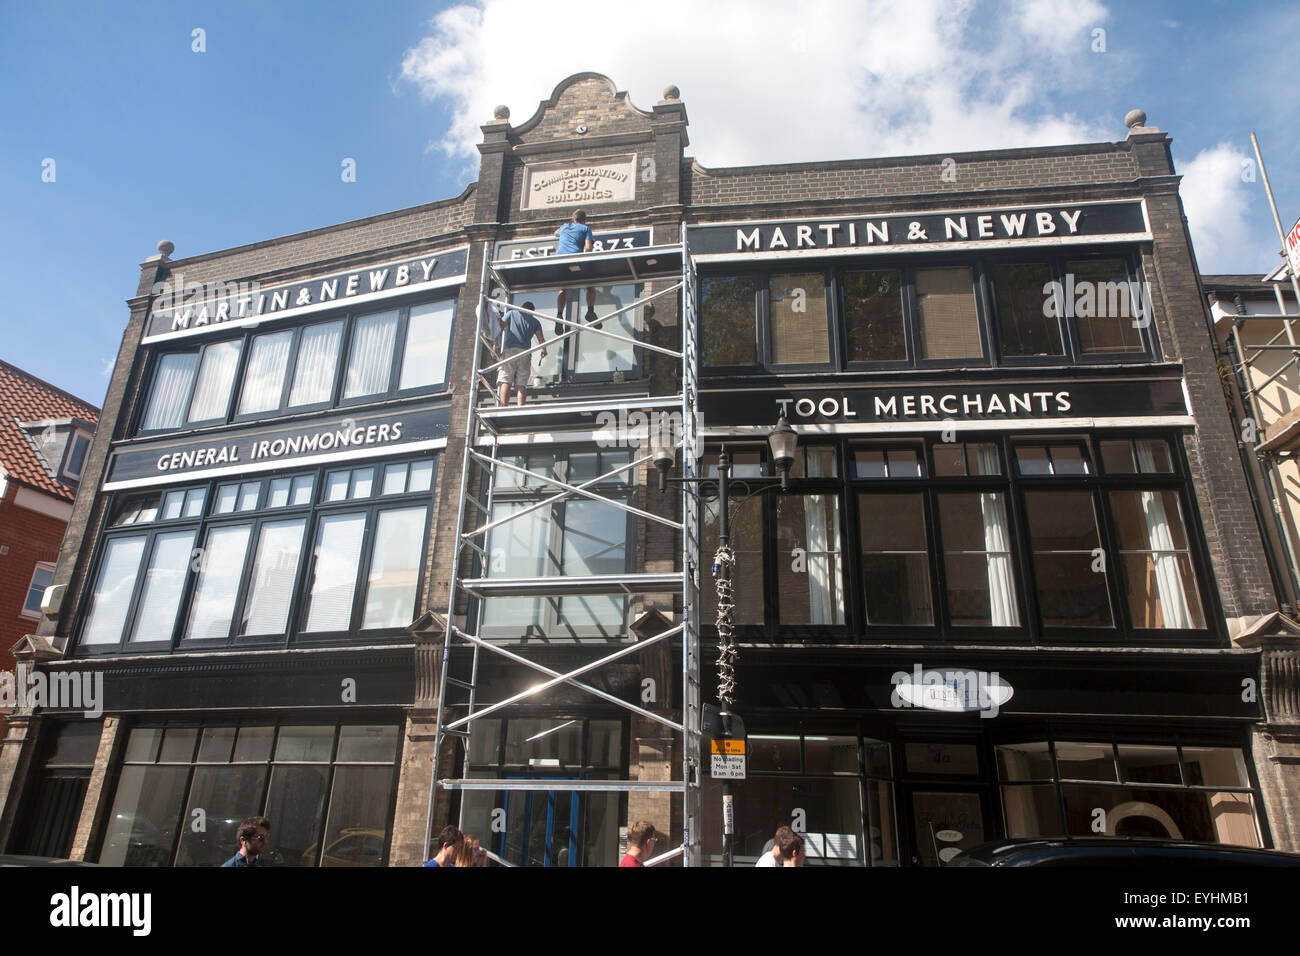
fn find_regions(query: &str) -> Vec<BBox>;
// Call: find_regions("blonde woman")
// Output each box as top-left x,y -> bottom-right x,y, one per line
456,834 -> 487,867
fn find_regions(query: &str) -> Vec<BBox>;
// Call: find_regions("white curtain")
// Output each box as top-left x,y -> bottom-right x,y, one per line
243,519 -> 306,635
238,330 -> 292,414
1136,442 -> 1193,628
187,340 -> 241,422
802,452 -> 844,625
141,353 -> 197,430
289,321 -> 343,406
344,311 -> 398,398
977,445 -> 1018,626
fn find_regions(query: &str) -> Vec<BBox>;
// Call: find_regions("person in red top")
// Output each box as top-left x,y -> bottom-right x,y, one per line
619,820 -> 657,867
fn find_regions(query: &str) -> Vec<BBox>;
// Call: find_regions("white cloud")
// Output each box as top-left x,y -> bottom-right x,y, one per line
100,357 -> 114,378
1177,143 -> 1279,274
400,0 -> 1114,170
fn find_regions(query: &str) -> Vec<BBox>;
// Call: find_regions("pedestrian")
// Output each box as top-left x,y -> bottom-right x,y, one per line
455,833 -> 487,867
221,815 -> 270,867
755,825 -> 803,867
496,300 -> 546,406
555,208 -> 598,325
423,825 -> 464,867
619,820 -> 657,867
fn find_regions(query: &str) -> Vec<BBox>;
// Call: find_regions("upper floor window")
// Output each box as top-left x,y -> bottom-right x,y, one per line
137,297 -> 456,435
700,253 -> 1153,374
77,455 -> 436,653
62,430 -> 92,481
504,284 -> 646,385
479,447 -> 635,640
699,433 -> 1212,642
22,563 -> 55,619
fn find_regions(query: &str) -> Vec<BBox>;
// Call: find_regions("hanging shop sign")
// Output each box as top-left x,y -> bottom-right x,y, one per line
521,154 -> 637,210
891,666 -> 1015,717
103,404 -> 450,490
142,246 -> 470,344
1286,215 -> 1300,280
701,376 -> 1189,428
493,227 -> 652,262
686,200 -> 1149,259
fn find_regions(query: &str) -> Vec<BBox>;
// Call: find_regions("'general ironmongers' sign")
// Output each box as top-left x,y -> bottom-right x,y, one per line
142,247 -> 470,345
701,377 -> 1188,427
687,200 -> 1149,259
103,405 -> 450,489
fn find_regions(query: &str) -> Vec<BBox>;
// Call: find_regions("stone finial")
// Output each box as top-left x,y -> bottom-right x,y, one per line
492,104 -> 510,121
157,239 -> 175,258
1124,109 -> 1147,130
662,84 -> 680,101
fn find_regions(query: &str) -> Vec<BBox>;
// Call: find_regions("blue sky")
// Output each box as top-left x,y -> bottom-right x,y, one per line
3,0 -> 1298,405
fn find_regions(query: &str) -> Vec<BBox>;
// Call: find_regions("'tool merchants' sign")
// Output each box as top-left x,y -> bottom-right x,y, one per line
687,200 -> 1148,258
493,227 -> 652,262
521,154 -> 637,210
701,378 -> 1188,427
104,405 -> 449,489
143,247 -> 470,344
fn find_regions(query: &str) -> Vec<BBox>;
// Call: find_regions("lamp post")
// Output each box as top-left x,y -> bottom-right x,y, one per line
654,415 -> 798,867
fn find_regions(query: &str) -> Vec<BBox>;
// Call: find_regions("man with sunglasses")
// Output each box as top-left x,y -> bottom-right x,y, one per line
221,816 -> 271,867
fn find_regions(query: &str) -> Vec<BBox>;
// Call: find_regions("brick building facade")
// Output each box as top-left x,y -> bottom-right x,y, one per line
0,74 -> 1296,866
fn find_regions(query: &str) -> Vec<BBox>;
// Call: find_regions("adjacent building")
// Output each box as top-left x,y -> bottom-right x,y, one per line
1,75 -> 1296,866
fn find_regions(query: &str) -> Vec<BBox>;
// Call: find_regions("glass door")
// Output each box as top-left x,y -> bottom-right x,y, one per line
904,787 -> 990,866
499,780 -> 579,867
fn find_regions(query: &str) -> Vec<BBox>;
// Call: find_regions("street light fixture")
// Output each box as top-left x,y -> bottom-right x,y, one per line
654,415 -> 798,866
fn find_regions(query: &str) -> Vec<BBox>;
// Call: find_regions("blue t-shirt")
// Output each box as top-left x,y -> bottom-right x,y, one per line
502,308 -> 541,350
555,221 -> 594,255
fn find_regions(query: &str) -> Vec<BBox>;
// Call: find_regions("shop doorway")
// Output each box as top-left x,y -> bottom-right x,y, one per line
902,786 -> 991,866
498,780 -> 579,867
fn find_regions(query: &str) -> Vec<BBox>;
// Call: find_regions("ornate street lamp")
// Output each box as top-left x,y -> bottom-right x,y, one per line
655,416 -> 798,866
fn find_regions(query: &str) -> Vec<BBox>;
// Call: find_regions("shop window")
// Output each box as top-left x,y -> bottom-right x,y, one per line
853,446 -> 924,479
700,276 -> 758,367
1099,437 -> 1173,474
1014,442 -> 1091,476
932,442 -> 1001,477
22,563 -> 55,618
769,273 -> 829,366
1067,258 -> 1146,355
1024,491 -> 1112,627
137,299 -> 454,435
481,448 -> 634,640
1110,489 -> 1206,629
990,262 -> 1064,358
776,493 -> 844,626
859,493 -> 931,626
78,459 -> 434,652
939,491 -> 1018,627
99,720 -> 399,867
915,266 -> 982,361
843,268 -> 906,363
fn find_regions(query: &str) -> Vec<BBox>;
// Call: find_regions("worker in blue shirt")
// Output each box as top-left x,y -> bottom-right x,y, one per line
555,208 -> 598,325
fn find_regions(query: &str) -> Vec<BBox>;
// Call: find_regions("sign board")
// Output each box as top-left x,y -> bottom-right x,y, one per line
143,247 -> 470,344
687,200 -> 1149,261
710,752 -> 747,780
521,154 -> 637,210
493,227 -> 652,262
1286,216 -> 1300,280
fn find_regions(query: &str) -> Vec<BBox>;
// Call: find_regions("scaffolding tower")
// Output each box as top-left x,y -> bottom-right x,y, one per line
427,226 -> 702,866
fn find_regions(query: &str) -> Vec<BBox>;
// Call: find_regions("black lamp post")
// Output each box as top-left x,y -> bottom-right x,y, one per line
653,415 -> 798,867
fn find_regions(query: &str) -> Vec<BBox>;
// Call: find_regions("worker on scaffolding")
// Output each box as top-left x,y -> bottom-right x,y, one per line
497,300 -> 546,406
555,208 -> 598,327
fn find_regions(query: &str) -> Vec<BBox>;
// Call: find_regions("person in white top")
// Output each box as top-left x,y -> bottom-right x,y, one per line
755,826 -> 804,866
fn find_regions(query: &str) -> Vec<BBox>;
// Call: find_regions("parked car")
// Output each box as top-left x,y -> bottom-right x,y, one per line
945,838 -> 1300,867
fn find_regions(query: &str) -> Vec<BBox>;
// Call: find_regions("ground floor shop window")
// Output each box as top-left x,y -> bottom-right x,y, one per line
97,719 -> 400,866
996,740 -> 1261,846
458,716 -> 625,866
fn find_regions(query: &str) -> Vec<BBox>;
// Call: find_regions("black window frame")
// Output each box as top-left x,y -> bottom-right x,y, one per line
475,446 -> 638,643
72,454 -> 438,657
699,249 -> 1157,376
133,294 -> 458,437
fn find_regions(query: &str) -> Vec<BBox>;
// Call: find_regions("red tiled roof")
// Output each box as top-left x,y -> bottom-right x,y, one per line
0,360 -> 101,502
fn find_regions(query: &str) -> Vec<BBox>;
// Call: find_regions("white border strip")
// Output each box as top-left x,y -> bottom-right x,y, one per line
142,246 -> 470,345
702,416 -> 1194,437
102,437 -> 448,491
